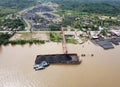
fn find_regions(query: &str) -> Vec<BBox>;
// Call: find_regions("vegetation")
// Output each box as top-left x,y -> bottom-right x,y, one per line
49,25 -> 61,31
0,19 -> 25,31
52,0 -> 120,16
0,0 -> 37,21
9,40 -> 45,45
62,16 -> 75,27
66,37 -> 78,44
0,33 -> 45,45
0,0 -> 120,45
0,7 -> 17,19
53,0 -> 120,32
61,13 -> 120,32
78,3 -> 120,16
49,32 -> 61,42
101,28 -> 108,36
49,32 -> 78,44
0,33 -> 12,45
0,0 -> 37,9
81,37 -> 89,43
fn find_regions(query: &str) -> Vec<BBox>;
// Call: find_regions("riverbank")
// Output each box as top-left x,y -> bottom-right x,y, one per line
0,32 -> 45,45
0,31 -> 79,45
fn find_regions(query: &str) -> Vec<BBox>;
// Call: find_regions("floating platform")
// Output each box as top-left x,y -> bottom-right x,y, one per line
35,54 -> 81,64
96,37 -> 120,49
111,37 -> 120,45
96,39 -> 114,49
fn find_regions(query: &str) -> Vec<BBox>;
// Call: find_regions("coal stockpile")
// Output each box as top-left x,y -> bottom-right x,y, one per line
33,6 -> 53,12
35,54 -> 81,64
43,13 -> 55,18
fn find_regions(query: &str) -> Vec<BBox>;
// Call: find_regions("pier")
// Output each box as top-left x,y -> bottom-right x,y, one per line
34,27 -> 81,69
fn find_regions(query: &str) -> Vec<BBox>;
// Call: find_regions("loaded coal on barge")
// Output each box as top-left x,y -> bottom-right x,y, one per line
34,27 -> 81,70
35,54 -> 81,64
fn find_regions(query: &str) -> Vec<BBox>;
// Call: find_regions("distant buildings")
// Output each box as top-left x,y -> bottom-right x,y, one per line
110,30 -> 120,36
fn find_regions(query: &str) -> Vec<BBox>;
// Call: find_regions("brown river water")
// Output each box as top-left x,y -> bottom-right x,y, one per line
0,41 -> 120,87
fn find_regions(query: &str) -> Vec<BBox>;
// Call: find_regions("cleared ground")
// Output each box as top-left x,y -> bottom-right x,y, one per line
10,31 -> 50,41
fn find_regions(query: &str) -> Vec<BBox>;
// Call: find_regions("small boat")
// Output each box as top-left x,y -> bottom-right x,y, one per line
33,64 -> 40,69
35,66 -> 45,71
41,61 -> 49,67
33,61 -> 49,71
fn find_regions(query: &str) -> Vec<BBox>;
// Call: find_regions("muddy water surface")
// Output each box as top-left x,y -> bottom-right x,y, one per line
0,41 -> 120,87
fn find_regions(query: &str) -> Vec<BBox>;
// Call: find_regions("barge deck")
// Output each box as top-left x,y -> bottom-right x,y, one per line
35,54 -> 81,64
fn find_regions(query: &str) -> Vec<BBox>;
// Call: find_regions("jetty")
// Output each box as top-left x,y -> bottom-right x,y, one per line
34,27 -> 81,68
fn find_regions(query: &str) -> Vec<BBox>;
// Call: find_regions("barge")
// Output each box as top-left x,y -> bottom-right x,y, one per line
35,54 -> 81,64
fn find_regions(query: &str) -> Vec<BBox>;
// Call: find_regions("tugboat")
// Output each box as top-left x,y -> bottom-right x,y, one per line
41,61 -> 49,67
35,66 -> 45,71
33,64 -> 40,69
33,61 -> 49,71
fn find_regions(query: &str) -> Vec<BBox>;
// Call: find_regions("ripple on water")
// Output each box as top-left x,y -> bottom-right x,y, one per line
0,68 -> 35,87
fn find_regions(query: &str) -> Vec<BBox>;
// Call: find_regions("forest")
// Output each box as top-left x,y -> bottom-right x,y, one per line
53,0 -> 120,16
0,0 -> 37,9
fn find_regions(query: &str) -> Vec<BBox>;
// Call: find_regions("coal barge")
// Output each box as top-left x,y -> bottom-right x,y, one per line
35,54 -> 81,64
